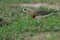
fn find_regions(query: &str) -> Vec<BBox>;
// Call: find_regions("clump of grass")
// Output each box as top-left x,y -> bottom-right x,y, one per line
0,0 -> 60,4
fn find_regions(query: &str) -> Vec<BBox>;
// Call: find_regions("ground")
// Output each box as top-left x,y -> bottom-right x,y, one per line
0,0 -> 60,40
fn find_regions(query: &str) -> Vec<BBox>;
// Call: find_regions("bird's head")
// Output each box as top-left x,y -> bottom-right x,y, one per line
23,8 -> 32,13
23,8 -> 28,12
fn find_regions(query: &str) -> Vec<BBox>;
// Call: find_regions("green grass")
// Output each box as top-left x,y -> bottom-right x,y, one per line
0,0 -> 60,40
0,0 -> 60,4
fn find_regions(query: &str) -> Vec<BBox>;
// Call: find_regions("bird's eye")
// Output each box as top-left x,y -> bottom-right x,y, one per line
24,8 -> 27,10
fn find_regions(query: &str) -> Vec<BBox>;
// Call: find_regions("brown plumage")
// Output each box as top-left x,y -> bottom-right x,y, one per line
23,8 -> 58,18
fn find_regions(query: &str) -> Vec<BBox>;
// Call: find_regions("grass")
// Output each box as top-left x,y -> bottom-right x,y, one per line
0,0 -> 60,40
0,0 -> 60,4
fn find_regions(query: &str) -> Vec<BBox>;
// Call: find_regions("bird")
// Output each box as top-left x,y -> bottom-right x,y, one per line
23,8 -> 58,18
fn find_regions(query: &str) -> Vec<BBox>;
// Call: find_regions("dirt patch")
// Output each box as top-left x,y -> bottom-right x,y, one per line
23,32 -> 60,40
19,3 -> 60,10
1,3 -> 60,10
